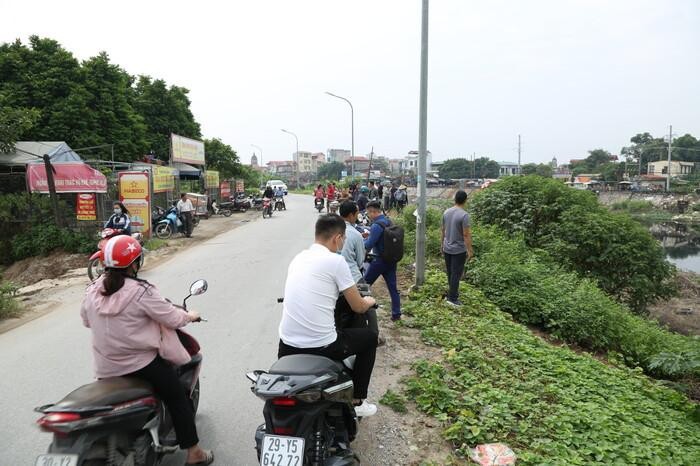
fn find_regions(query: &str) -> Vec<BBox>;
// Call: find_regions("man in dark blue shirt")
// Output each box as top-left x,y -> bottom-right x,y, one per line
363,201 -> 401,321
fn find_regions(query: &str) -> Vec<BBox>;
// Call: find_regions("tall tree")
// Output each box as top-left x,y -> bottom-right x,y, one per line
318,161 -> 345,180
204,138 -> 241,179
438,158 -> 471,179
0,103 -> 39,152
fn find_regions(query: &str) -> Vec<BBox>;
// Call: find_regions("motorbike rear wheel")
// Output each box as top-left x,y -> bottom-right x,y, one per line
155,223 -> 172,239
87,257 -> 103,281
221,209 -> 232,217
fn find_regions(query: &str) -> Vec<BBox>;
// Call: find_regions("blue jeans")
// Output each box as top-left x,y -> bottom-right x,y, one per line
364,257 -> 401,318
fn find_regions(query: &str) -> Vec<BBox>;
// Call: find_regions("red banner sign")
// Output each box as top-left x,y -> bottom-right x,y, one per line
76,193 -> 97,221
220,181 -> 231,199
27,163 -> 107,193
236,180 -> 245,193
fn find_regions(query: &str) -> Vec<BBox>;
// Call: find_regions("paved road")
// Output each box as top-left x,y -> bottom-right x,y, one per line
0,194 -> 318,465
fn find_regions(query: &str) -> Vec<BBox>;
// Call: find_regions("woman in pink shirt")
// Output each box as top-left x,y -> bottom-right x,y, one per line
80,235 -> 214,466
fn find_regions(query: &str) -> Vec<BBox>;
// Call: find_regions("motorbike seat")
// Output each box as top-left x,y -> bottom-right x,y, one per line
47,377 -> 154,411
269,354 -> 344,376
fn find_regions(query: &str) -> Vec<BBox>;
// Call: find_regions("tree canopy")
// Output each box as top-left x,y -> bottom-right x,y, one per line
438,157 -> 500,179
318,161 -> 345,181
0,36 -> 202,162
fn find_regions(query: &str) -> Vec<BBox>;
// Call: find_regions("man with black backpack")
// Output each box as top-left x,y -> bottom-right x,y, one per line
363,201 -> 403,321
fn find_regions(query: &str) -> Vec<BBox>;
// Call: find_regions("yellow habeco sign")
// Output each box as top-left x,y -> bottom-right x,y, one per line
153,166 -> 176,193
171,134 -> 205,165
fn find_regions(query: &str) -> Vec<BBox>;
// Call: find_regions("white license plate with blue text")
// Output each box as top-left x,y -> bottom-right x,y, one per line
35,454 -> 79,466
261,434 -> 305,466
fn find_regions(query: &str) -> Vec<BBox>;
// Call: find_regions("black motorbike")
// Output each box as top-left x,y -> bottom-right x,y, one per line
274,196 -> 286,212
246,286 -> 376,466
250,196 -> 264,211
35,280 -> 209,466
314,197 -> 324,213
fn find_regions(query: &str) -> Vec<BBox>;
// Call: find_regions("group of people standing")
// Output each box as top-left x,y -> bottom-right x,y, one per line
314,181 -> 408,214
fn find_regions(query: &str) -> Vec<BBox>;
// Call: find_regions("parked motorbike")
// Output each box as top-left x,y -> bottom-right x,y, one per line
274,196 -> 286,212
210,201 -> 233,217
250,196 -> 264,211
155,206 -> 188,239
87,228 -> 144,281
328,200 -> 340,215
314,198 -> 324,213
35,279 -> 208,466
246,289 -> 377,465
262,198 -> 273,218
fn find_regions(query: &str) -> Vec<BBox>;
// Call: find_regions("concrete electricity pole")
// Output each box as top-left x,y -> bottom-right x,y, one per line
518,134 -> 522,175
415,0 -> 430,288
666,125 -> 673,192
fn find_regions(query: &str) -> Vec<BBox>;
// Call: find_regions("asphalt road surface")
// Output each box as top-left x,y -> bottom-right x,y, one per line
0,194 -> 319,466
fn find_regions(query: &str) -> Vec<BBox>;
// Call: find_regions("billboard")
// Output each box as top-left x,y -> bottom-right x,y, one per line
119,171 -> 151,237
220,181 -> 231,199
153,166 -> 176,193
205,170 -> 220,189
171,134 -> 205,165
27,163 -> 107,193
76,193 -> 97,220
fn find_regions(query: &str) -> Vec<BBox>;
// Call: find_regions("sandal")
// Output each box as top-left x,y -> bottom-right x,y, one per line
185,450 -> 214,466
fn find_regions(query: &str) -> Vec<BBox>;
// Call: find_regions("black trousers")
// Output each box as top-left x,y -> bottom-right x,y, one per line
444,251 -> 467,302
127,356 -> 199,449
181,211 -> 193,237
278,298 -> 378,399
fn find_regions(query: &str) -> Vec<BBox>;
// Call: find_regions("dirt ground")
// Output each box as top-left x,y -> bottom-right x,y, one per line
648,271 -> 700,336
355,267 -> 466,465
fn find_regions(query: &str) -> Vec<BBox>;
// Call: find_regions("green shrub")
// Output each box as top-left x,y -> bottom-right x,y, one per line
379,389 -> 408,413
610,200 -> 655,212
466,226 -> 698,378
403,273 -> 700,465
0,282 -> 20,319
469,176 -> 675,310
11,223 -> 94,261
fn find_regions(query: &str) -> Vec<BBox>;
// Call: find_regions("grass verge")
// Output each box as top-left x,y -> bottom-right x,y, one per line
0,282 -> 21,319
144,238 -> 168,251
402,271 -> 700,465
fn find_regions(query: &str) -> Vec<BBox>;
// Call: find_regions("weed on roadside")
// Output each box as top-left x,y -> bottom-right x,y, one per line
0,282 -> 21,319
379,389 -> 408,413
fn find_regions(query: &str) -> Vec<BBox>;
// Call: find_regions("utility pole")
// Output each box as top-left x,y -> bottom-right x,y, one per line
42,153 -> 62,227
517,134 -> 522,175
367,146 -> 374,183
472,152 -> 476,179
415,0 -> 429,287
666,125 -> 673,192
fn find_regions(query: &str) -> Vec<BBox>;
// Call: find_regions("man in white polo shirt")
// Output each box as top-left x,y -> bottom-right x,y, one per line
279,214 -> 379,417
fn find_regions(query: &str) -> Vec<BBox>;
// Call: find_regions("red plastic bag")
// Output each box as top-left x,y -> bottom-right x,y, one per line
469,443 -> 516,466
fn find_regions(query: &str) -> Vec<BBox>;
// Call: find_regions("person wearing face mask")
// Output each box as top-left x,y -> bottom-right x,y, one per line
278,214 -> 379,417
105,202 -> 131,235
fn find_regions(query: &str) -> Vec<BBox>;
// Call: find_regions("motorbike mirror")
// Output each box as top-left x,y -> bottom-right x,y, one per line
245,372 -> 258,383
189,279 -> 208,296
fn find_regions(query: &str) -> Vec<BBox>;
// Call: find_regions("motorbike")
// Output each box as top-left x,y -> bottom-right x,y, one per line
328,200 -> 340,215
210,201 -> 233,217
274,196 -> 286,212
250,196 -> 264,211
87,228 -> 144,281
246,288 -> 377,465
154,206 -> 190,239
314,198 -> 324,213
262,198 -> 273,218
35,279 -> 208,466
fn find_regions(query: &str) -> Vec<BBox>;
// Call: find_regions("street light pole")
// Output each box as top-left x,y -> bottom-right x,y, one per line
325,92 -> 354,179
666,125 -> 673,192
281,129 -> 300,189
415,0 -> 430,288
251,144 -> 263,188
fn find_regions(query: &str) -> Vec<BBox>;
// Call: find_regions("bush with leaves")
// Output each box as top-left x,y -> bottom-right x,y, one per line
470,175 -> 674,310
467,226 -> 698,378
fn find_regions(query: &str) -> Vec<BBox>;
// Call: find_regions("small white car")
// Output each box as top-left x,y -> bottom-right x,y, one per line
266,180 -> 288,195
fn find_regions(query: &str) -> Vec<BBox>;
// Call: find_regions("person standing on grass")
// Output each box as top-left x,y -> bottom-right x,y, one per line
177,193 -> 195,238
441,190 -> 474,306
363,201 -> 402,321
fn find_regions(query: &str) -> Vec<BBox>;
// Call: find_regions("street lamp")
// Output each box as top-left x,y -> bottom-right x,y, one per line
251,144 -> 263,188
325,91 -> 354,179
281,129 -> 300,189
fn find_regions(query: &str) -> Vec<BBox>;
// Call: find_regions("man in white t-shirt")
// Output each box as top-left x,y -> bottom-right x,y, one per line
279,214 -> 379,417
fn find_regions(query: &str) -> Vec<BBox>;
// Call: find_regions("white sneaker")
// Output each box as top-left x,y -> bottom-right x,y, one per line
354,400 -> 378,417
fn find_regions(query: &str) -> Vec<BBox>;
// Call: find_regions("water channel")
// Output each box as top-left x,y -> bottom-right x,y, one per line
652,222 -> 700,273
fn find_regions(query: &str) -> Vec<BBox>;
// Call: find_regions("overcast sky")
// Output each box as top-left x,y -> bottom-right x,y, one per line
2,0 -> 699,165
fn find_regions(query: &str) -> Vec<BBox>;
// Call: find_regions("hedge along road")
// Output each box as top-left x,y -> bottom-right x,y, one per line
0,194 -> 318,466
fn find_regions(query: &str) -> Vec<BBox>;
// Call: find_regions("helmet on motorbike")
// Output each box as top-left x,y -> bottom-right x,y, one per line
103,235 -> 142,269
360,186 -> 369,193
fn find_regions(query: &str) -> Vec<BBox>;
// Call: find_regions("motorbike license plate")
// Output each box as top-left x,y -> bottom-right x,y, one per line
35,454 -> 79,466
261,435 -> 305,466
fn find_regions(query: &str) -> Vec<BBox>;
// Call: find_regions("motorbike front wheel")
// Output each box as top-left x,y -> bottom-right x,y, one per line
192,216 -> 200,227
87,257 -> 104,281
221,209 -> 232,217
155,223 -> 172,239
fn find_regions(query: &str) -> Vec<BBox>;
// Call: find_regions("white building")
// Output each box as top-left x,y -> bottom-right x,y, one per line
327,148 -> 351,164
293,151 -> 314,173
647,160 -> 695,177
498,162 -> 521,177
399,150 -> 433,173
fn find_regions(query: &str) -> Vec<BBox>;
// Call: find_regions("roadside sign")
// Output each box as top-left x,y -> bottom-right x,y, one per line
119,171 -> 151,237
76,193 -> 97,221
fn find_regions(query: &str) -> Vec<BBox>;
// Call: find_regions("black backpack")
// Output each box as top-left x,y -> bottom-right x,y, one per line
378,219 -> 404,263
